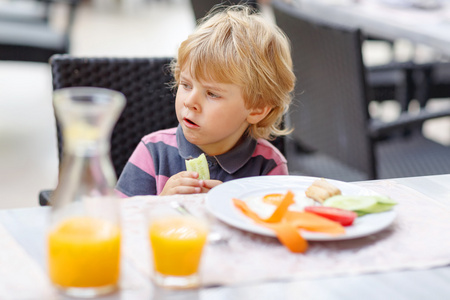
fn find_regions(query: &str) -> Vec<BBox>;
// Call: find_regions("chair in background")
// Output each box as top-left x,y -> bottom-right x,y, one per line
190,0 -> 413,112
366,62 -> 415,112
40,54 -> 288,205
39,55 -> 179,205
272,0 -> 450,181
415,62 -> 450,108
0,0 -> 80,62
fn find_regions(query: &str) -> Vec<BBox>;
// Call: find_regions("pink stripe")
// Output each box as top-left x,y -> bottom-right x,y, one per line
142,127 -> 178,148
267,164 -> 289,175
114,189 -> 129,198
129,142 -> 155,176
155,175 -> 170,195
253,139 -> 287,164
128,128 -> 178,176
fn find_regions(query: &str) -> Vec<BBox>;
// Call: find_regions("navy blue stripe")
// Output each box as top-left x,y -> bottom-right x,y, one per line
146,141 -> 185,177
209,155 -> 277,181
116,162 -> 156,196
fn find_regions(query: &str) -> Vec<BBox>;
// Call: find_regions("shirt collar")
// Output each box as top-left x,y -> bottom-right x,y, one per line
177,125 -> 257,174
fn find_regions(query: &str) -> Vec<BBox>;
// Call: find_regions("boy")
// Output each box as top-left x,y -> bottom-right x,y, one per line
116,5 -> 295,196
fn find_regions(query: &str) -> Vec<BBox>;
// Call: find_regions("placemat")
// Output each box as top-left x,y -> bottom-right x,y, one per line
121,180 -> 450,287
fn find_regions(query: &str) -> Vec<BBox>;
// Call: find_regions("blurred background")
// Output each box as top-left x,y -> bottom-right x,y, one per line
0,0 -> 197,209
0,0 -> 449,209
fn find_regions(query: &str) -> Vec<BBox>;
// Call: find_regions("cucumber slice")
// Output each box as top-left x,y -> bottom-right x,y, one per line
324,195 -> 397,214
324,195 -> 377,211
185,153 -> 210,180
372,196 -> 397,204
356,196 -> 397,214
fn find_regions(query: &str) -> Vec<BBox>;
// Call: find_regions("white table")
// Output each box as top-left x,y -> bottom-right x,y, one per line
1,174 -> 450,299
291,0 -> 450,57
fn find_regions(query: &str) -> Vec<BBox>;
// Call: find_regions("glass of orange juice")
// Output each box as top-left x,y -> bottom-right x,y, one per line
47,197 -> 122,298
148,207 -> 209,289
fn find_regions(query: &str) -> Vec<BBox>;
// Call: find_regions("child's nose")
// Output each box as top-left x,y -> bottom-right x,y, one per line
184,90 -> 201,111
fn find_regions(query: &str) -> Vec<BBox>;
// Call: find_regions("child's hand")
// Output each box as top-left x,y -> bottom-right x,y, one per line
160,171 -> 202,195
160,171 -> 220,195
201,179 -> 223,193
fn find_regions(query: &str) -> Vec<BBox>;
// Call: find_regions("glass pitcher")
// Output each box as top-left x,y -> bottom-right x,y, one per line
46,87 -> 125,298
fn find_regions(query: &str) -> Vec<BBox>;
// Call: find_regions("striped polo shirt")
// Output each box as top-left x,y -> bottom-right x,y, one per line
116,125 -> 288,196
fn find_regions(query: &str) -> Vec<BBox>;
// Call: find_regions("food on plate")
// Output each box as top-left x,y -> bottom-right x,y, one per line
185,153 -> 210,180
283,211 -> 346,235
305,178 -> 341,203
243,192 -> 315,219
304,206 -> 357,226
262,193 -> 285,205
324,195 -> 397,216
324,195 -> 377,211
232,190 -> 345,253
231,182 -> 396,252
233,191 -> 308,253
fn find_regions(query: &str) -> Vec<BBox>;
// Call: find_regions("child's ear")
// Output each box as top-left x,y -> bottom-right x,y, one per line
247,106 -> 272,124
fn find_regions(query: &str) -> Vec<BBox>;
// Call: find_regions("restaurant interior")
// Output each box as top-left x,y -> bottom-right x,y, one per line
2,0 -> 450,298
1,0 -> 450,210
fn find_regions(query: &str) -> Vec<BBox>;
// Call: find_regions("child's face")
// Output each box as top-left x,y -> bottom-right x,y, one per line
175,69 -> 253,156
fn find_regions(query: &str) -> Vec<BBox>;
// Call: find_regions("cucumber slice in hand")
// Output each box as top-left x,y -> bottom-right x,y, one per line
185,153 -> 210,180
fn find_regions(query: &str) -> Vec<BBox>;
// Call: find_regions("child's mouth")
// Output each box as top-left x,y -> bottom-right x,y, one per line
183,118 -> 199,128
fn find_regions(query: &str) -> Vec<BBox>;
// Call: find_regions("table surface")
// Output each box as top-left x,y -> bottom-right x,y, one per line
1,174 -> 450,300
291,0 -> 450,57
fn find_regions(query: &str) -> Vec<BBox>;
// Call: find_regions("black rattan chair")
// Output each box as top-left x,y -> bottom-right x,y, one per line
272,0 -> 450,181
415,62 -> 450,108
39,55 -> 179,205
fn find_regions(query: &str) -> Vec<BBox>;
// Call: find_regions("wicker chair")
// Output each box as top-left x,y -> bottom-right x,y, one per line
39,56 -> 179,205
0,0 -> 79,62
272,0 -> 450,181
415,62 -> 450,108
40,55 -> 287,205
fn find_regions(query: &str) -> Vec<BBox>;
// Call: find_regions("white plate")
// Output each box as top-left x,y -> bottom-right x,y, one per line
205,175 -> 396,241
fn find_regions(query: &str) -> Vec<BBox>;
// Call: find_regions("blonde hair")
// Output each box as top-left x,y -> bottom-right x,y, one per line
171,5 -> 295,140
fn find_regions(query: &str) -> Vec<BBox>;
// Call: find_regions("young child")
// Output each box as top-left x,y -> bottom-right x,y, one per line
116,5 -> 295,196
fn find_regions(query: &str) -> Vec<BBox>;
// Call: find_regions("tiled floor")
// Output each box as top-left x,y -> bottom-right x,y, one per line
0,0 -> 449,209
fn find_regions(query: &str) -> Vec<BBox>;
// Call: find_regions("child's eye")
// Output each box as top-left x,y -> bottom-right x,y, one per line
180,82 -> 191,89
207,91 -> 220,98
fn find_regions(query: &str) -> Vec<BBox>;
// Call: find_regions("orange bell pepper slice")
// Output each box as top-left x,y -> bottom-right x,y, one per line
233,191 -> 308,253
284,211 -> 345,235
233,190 -> 345,253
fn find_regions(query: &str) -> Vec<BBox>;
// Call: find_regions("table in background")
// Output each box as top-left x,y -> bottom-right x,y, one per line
1,174 -> 450,299
292,0 -> 450,57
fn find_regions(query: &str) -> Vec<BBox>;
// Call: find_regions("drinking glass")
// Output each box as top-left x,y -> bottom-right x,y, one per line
148,206 -> 209,289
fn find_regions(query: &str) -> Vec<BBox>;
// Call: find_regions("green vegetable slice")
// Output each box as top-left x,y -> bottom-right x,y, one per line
185,153 -> 210,180
324,195 -> 397,215
356,196 -> 397,214
324,195 -> 377,211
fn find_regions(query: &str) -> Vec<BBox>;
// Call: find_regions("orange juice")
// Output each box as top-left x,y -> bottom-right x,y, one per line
47,216 -> 121,288
149,216 -> 208,277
